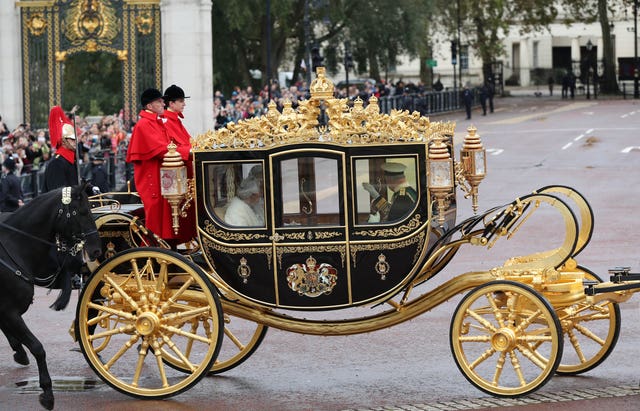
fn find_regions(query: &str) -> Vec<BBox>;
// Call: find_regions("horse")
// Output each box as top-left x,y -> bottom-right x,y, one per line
0,184 -> 101,410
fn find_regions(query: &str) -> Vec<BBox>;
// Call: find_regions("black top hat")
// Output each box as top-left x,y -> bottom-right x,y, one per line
3,157 -> 15,172
163,85 -> 190,102
140,88 -> 163,107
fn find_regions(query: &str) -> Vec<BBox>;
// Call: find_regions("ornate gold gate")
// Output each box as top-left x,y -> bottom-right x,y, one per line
17,0 -> 162,127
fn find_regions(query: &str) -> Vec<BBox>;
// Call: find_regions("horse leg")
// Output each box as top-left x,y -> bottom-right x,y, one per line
0,320 -> 30,365
4,314 -> 54,410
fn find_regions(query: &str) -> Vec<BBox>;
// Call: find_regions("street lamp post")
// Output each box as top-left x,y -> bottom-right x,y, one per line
635,0 -> 639,99
586,40 -> 593,100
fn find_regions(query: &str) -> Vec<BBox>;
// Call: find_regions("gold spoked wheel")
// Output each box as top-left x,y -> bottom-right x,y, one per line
76,248 -> 223,399
554,267 -> 620,375
450,281 -> 563,397
162,309 -> 268,375
211,310 -> 267,374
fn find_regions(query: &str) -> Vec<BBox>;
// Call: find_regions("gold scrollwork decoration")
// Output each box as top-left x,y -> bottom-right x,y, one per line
313,231 -> 342,240
193,68 -> 456,151
203,220 -> 267,241
283,232 -> 306,240
64,0 -> 119,46
116,49 -> 128,61
135,11 -> 153,35
353,214 -> 423,237
27,14 -> 47,36
277,245 -> 345,268
350,231 -> 425,267
55,51 -> 67,62
201,237 -> 272,269
98,230 -> 135,248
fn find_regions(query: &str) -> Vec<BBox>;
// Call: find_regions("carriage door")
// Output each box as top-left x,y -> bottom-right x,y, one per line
269,149 -> 350,309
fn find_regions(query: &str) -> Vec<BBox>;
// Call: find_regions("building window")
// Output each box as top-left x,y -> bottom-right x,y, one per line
460,45 -> 469,71
533,41 -> 539,68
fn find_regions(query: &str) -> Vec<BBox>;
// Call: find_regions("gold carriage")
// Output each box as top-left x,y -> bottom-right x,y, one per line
75,68 -> 638,400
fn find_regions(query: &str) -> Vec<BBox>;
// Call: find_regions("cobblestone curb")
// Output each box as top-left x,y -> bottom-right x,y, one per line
341,385 -> 640,411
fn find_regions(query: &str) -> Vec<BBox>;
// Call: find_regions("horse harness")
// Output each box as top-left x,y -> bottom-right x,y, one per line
0,186 -> 97,286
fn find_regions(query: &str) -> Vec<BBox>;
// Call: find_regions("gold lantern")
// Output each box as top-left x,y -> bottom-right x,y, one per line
459,125 -> 486,213
160,141 -> 188,235
428,133 -> 454,226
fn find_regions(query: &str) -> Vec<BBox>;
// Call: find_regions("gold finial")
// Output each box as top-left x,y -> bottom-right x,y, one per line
162,141 -> 184,167
309,67 -> 334,100
463,125 -> 483,150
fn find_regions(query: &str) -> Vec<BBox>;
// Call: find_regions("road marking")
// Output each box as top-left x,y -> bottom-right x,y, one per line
486,148 -> 503,155
562,142 -> 573,150
574,134 -> 585,141
622,146 -> 640,153
488,102 -> 598,125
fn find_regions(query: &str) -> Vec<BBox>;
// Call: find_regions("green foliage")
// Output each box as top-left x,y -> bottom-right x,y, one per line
62,52 -> 123,117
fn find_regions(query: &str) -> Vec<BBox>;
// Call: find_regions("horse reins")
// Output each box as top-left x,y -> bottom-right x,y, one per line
0,187 -> 97,285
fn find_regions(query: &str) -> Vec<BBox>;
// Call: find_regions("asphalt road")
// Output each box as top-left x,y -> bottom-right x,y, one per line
1,96 -> 639,410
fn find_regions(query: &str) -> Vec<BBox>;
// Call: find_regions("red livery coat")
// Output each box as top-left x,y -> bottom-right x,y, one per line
163,109 -> 196,241
126,110 -> 190,240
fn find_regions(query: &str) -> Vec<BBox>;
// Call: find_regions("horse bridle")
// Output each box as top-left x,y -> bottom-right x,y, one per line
0,187 -> 98,284
54,186 -> 98,257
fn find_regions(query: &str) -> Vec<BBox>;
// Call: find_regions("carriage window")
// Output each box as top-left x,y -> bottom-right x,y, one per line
279,157 -> 340,227
354,157 -> 418,224
206,161 -> 265,228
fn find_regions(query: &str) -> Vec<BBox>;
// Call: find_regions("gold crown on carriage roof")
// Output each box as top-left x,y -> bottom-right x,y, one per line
194,67 -> 456,150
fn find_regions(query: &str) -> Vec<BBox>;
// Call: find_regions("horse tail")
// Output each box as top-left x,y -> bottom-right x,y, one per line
49,252 -> 81,311
50,270 -> 72,311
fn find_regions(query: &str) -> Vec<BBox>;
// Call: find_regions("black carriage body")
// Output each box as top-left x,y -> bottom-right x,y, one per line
194,141 -> 455,310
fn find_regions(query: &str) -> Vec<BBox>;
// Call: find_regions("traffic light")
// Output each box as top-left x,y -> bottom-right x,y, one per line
451,40 -> 457,65
345,52 -> 354,71
311,46 -> 324,71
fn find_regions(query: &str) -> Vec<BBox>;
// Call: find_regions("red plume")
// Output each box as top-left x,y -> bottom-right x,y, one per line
48,106 -> 72,149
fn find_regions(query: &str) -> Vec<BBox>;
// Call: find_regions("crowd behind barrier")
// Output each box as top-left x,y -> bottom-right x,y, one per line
0,79 -> 481,203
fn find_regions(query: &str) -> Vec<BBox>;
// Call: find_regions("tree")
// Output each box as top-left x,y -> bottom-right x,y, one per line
559,0 -> 624,93
434,0 -> 557,82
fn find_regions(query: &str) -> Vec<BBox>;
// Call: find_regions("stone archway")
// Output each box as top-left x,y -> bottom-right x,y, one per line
18,0 -> 162,128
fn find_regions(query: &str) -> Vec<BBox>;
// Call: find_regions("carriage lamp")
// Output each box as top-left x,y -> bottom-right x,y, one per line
428,133 -> 454,226
459,125 -> 486,213
160,141 -> 188,235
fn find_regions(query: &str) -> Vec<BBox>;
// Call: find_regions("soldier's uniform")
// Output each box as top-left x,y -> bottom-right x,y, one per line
369,162 -> 417,222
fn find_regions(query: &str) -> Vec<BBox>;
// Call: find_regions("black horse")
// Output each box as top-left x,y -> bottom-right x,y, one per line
0,185 -> 101,410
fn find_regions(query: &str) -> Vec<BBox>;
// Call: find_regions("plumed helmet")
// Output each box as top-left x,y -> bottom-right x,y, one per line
140,88 -> 163,107
163,84 -> 190,102
48,106 -> 75,149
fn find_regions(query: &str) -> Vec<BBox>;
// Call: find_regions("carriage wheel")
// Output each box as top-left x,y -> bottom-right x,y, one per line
450,281 -> 563,397
210,312 -> 268,374
161,308 -> 268,375
76,248 -> 223,399
547,267 -> 620,375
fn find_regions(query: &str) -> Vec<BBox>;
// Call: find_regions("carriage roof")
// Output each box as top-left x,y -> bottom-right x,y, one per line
193,67 -> 456,151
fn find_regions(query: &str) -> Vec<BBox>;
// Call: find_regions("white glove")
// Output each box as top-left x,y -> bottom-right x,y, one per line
367,212 -> 381,223
362,182 -> 379,199
92,186 -> 101,195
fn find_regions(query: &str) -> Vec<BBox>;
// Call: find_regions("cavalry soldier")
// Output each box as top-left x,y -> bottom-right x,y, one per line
126,88 -> 191,245
162,84 -> 196,242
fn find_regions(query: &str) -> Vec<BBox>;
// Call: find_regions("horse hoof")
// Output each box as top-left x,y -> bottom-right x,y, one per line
14,351 -> 29,365
39,392 -> 54,410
